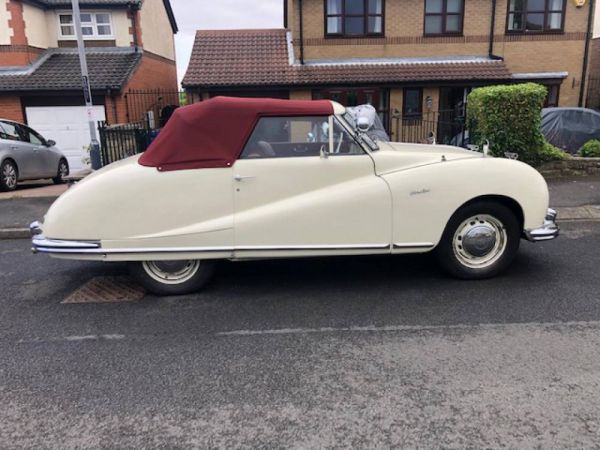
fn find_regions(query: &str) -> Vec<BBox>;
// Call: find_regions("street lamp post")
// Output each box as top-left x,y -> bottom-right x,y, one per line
71,0 -> 101,170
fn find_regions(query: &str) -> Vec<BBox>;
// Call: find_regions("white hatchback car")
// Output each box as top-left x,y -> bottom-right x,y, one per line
0,119 -> 69,191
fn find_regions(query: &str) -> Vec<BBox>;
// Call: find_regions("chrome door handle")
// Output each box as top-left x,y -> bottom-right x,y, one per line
234,175 -> 256,181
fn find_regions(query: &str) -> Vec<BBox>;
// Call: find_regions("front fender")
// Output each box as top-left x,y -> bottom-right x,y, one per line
382,157 -> 549,247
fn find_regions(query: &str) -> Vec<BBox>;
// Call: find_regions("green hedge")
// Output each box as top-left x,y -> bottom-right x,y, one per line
579,139 -> 600,157
467,83 -> 566,166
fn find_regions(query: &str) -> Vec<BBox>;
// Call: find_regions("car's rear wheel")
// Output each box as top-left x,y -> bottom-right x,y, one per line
52,159 -> 69,184
128,259 -> 216,296
0,160 -> 18,192
436,201 -> 520,279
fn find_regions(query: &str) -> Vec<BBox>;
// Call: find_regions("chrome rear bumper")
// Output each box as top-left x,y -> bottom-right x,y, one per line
524,208 -> 560,242
30,221 -> 101,254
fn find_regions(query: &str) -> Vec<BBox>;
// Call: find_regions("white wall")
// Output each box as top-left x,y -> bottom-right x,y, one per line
0,0 -> 12,45
23,3 -> 51,48
140,0 -> 175,60
112,10 -> 131,46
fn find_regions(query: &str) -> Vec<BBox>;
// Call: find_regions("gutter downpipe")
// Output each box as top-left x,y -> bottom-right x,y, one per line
488,0 -> 497,58
579,0 -> 595,107
299,0 -> 304,64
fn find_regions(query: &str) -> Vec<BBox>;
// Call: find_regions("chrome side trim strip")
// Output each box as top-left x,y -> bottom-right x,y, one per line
235,244 -> 390,251
393,242 -> 435,249
32,239 -> 392,256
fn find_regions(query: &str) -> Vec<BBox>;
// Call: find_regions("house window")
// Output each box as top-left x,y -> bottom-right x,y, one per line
403,88 -> 423,118
58,12 -> 113,38
507,0 -> 565,33
544,84 -> 560,107
326,0 -> 384,36
424,0 -> 464,35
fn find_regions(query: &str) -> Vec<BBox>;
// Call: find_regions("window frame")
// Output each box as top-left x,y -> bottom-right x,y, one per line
57,11 -> 114,40
324,0 -> 385,38
20,124 -> 47,146
505,0 -> 566,35
0,121 -> 25,142
239,115 -> 366,159
402,88 -> 424,120
423,0 -> 465,37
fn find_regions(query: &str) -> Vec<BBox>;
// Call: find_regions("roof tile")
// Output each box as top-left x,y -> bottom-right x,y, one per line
182,29 -> 513,89
0,50 -> 141,92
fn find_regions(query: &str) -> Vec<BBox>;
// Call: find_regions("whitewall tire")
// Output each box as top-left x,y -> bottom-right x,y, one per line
129,259 -> 216,296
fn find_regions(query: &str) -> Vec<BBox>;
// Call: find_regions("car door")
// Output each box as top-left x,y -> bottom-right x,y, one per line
232,115 -> 392,258
20,124 -> 56,178
0,121 -> 37,179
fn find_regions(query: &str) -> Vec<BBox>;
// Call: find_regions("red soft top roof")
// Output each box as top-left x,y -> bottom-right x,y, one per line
138,96 -> 334,171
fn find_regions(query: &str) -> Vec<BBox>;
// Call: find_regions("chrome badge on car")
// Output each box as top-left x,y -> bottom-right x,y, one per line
410,188 -> 431,196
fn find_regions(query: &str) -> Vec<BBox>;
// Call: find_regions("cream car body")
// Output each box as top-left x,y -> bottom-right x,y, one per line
31,97 -> 558,294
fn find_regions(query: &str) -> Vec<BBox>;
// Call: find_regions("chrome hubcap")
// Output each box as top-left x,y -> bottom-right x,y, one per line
142,260 -> 200,285
2,164 -> 16,189
453,215 -> 507,269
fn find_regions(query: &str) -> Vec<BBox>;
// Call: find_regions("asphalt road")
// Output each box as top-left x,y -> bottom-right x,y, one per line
1,221 -> 600,448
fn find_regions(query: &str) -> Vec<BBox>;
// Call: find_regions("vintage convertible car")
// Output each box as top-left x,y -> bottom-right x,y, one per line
30,97 -> 559,295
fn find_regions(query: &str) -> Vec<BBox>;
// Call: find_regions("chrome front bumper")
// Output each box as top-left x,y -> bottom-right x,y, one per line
524,208 -> 560,242
30,221 -> 101,254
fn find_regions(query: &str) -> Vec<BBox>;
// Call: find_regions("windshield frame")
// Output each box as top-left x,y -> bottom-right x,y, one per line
338,113 -> 380,152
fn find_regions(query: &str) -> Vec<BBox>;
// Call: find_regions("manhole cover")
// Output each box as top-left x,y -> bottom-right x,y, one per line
62,276 -> 146,304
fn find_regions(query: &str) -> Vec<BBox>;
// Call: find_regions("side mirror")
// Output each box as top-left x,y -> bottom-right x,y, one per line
46,139 -> 56,147
357,116 -> 370,132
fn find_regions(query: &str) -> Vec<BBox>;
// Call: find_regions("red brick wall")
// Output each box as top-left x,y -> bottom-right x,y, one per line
127,8 -> 143,48
108,51 -> 178,124
7,0 -> 27,46
0,45 -> 44,66
0,95 -> 24,122
1,1 -> 41,66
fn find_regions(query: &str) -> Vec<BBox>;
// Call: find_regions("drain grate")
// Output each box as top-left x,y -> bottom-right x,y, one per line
62,276 -> 146,304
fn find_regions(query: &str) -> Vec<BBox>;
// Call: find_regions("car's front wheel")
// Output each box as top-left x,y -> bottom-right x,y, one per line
52,159 -> 69,184
0,159 -> 18,191
128,259 -> 216,296
436,201 -> 521,279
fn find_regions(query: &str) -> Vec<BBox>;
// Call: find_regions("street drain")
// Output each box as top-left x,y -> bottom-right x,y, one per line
62,276 -> 146,304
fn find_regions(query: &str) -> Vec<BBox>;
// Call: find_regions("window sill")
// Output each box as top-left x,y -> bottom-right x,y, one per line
58,36 -> 115,40
423,33 -> 464,38
505,30 -> 565,35
324,34 -> 386,39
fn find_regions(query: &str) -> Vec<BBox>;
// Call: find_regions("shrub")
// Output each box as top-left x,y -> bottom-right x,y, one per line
578,139 -> 600,157
467,83 -> 565,166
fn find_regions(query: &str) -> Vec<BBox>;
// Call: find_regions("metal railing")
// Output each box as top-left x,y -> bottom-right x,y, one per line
124,88 -> 187,127
97,121 -> 155,167
390,109 -> 467,145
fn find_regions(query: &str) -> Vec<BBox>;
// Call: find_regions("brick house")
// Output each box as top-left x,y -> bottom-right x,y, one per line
183,0 -> 594,143
0,0 -> 177,169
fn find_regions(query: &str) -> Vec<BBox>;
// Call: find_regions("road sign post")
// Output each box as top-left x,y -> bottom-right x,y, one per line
71,0 -> 101,170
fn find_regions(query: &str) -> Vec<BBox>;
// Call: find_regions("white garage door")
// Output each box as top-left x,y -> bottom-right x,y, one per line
26,106 -> 106,172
